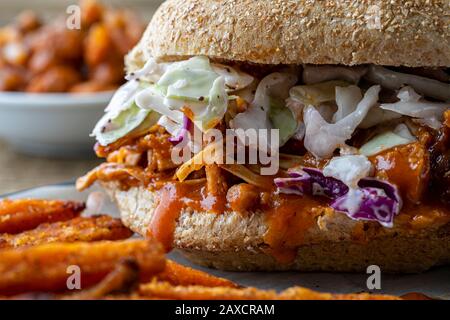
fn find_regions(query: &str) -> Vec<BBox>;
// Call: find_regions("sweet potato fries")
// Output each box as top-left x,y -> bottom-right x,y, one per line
0,239 -> 165,295
0,197 -> 403,300
0,199 -> 85,234
0,215 -> 133,249
0,0 -> 144,93
157,260 -> 238,288
138,282 -> 399,300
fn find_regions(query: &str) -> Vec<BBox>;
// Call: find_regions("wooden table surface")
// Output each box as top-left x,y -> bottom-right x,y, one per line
0,139 -> 101,195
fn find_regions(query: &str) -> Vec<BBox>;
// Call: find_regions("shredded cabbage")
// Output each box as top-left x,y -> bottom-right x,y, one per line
231,72 -> 298,147
212,63 -> 254,91
268,98 -> 298,146
104,80 -> 141,119
358,107 -> 402,129
380,86 -> 449,130
92,81 -> 157,146
168,115 -> 193,144
289,80 -> 350,106
332,85 -> 362,123
157,115 -> 182,137
233,80 -> 258,103
303,85 -> 381,158
331,186 -> 399,227
135,86 -> 185,124
274,166 -> 402,227
134,56 -> 255,133
126,56 -> 254,93
92,103 -> 159,146
157,56 -> 219,102
365,65 -> 450,101
286,98 -> 306,140
125,58 -> 170,83
303,65 -> 367,84
275,168 -> 348,199
124,56 -> 255,134
359,124 -> 416,156
194,76 -> 229,132
323,155 -> 372,189
333,85 -> 403,128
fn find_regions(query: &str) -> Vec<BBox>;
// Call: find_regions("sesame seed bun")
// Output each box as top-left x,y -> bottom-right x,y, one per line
126,0 -> 450,69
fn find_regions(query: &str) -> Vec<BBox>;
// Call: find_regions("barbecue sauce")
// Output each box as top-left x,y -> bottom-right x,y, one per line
148,181 -> 226,252
263,194 -> 326,264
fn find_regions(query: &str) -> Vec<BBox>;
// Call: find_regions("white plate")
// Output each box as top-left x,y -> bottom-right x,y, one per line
2,183 -> 449,298
0,91 -> 113,158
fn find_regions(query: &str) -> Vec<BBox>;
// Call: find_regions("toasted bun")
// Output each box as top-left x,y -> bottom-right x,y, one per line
126,0 -> 450,69
102,182 -> 450,273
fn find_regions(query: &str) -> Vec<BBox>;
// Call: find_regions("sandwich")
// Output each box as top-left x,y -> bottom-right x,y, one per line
77,0 -> 450,273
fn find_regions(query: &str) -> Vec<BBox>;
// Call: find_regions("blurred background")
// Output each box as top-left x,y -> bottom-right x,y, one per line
0,0 -> 162,24
0,0 -> 163,195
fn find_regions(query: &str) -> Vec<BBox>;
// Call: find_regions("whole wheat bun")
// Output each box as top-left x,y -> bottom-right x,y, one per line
116,0 -> 450,273
102,182 -> 450,273
126,0 -> 450,69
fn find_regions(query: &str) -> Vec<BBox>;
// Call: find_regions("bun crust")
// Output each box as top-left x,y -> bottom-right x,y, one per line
103,182 -> 450,273
127,0 -> 450,68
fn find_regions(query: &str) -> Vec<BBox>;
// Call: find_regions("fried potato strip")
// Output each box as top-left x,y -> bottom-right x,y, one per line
0,239 -> 165,295
139,282 -> 400,300
156,260 -> 238,288
279,287 -> 400,300
139,282 -> 277,300
0,215 -> 132,249
0,199 -> 85,234
62,259 -> 140,300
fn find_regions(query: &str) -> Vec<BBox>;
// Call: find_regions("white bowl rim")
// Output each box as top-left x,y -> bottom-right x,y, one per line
0,90 -> 115,109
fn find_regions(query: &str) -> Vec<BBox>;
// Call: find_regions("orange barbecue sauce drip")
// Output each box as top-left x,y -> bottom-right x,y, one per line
263,193 -> 326,264
148,181 -> 226,252
370,142 -> 429,204
147,183 -> 181,252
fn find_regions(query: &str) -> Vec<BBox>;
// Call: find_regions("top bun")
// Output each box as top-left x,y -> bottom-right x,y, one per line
127,0 -> 449,69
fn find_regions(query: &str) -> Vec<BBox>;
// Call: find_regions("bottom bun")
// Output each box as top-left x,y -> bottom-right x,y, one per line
102,181 -> 450,273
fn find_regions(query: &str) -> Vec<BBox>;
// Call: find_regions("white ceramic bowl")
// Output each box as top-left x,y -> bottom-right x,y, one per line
0,92 -> 113,158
